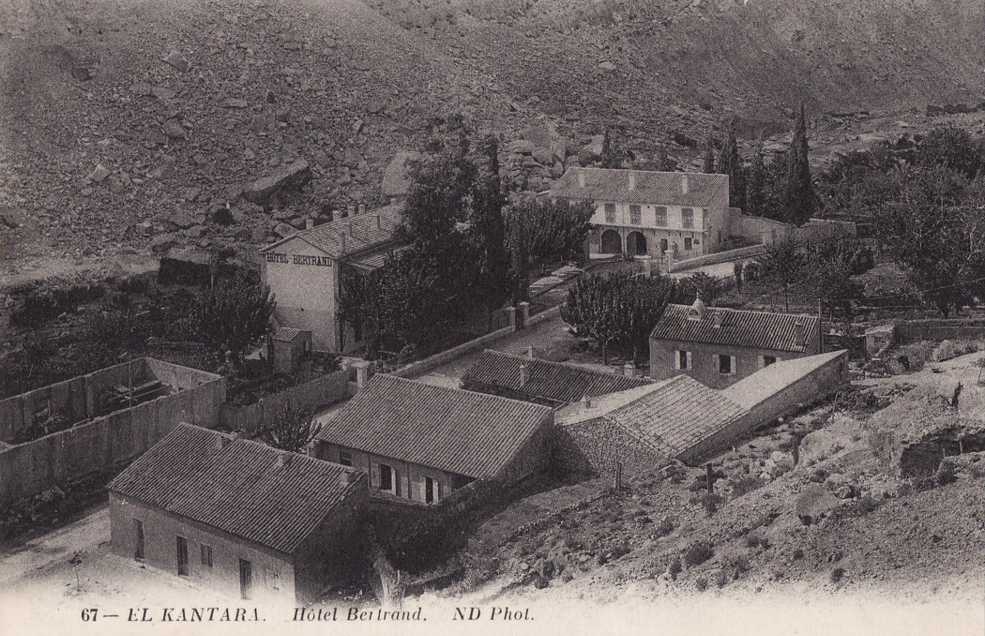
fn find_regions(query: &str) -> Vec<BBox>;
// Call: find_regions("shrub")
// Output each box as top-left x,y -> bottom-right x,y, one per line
684,541 -> 714,567
654,516 -> 675,538
695,576 -> 709,592
744,530 -> 768,549
715,570 -> 729,588
700,492 -> 723,516
668,557 -> 682,578
830,567 -> 845,583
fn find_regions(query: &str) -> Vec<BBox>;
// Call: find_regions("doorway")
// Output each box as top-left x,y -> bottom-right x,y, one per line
133,520 -> 144,560
600,229 -> 622,254
176,536 -> 188,576
239,559 -> 253,600
627,231 -> 647,256
425,477 -> 436,504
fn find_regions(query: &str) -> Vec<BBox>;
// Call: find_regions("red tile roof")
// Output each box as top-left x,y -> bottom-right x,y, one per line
606,375 -> 746,458
650,304 -> 820,353
550,167 -> 729,208
315,375 -> 553,479
109,424 -> 365,555
461,350 -> 653,405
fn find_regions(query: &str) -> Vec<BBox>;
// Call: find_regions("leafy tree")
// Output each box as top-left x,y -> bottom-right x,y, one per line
757,238 -> 805,311
508,201 -> 531,304
803,242 -> 865,319
783,104 -> 817,225
505,198 -> 594,270
915,125 -> 983,179
561,272 -> 675,363
191,273 -> 275,370
264,401 -> 322,453
875,165 -> 985,316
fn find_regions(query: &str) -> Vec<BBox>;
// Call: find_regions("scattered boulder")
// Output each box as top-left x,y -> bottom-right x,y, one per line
382,151 -> 421,199
162,49 -> 190,72
598,61 -> 617,72
532,147 -> 553,165
163,118 -> 186,140
799,429 -> 844,464
131,82 -> 153,96
223,97 -> 249,109
169,211 -> 196,229
241,159 -> 312,206
88,164 -> 111,183
509,139 -> 536,155
71,66 -> 92,81
151,86 -> 176,101
149,233 -> 178,253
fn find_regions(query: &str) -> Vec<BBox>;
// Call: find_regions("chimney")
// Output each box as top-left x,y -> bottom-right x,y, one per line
358,203 -> 366,215
623,362 -> 635,377
519,363 -> 529,386
577,169 -> 586,188
582,394 -> 592,409
527,345 -> 535,359
215,432 -> 233,449
794,320 -> 807,348
681,174 -> 690,194
339,471 -> 350,487
712,311 -> 723,329
628,171 -> 636,191
274,452 -> 291,469
305,217 -> 314,230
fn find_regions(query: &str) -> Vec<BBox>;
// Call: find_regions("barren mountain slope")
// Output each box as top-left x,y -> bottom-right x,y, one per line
1,0 -> 984,268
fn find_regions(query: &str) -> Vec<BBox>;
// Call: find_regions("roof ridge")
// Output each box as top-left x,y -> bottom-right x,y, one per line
568,167 -> 727,178
478,349 -> 648,380
373,373 -> 554,413
667,304 -> 819,321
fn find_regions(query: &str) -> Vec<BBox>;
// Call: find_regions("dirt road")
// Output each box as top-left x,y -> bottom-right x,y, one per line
0,505 -> 109,587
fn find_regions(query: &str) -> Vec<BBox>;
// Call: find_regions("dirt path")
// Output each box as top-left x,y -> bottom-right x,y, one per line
0,505 -> 109,587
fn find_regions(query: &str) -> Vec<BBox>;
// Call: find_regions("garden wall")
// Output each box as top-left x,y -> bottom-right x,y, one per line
219,369 -> 350,434
0,365 -> 226,506
390,324 -> 517,380
896,318 -> 985,344
669,243 -> 766,273
0,358 -> 221,444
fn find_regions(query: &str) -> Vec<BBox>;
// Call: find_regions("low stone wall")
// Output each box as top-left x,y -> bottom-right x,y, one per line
219,369 -> 350,434
390,325 -> 516,380
669,243 -> 766,273
896,318 -> 985,344
0,368 -> 226,506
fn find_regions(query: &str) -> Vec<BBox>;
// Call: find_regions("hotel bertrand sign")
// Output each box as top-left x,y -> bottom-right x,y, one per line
264,252 -> 333,267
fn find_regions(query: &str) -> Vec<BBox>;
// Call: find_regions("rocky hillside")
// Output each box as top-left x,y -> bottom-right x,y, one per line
1,0 -> 984,271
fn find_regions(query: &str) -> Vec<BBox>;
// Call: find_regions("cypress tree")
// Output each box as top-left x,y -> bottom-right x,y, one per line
702,137 -> 716,173
601,127 -> 620,168
783,104 -> 816,225
717,119 -> 746,209
746,143 -> 766,214
474,135 -> 510,325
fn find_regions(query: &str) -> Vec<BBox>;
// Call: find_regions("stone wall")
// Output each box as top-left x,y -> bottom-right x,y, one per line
219,369 -> 350,434
554,417 -> 670,478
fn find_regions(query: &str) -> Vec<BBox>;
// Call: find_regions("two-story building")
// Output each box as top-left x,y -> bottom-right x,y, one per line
549,167 -> 734,259
649,297 -> 821,389
314,374 -> 554,504
108,423 -> 367,605
259,203 -> 405,353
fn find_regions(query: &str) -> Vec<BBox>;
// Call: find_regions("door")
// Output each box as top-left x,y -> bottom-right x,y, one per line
239,559 -> 253,600
660,238 -> 668,254
176,536 -> 188,576
133,520 -> 144,560
425,477 -> 435,504
379,464 -> 393,493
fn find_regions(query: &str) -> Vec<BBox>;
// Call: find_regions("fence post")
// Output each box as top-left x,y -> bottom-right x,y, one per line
518,302 -> 530,329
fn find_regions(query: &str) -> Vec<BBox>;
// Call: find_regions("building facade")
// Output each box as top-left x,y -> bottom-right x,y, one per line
649,299 -> 821,389
549,167 -> 733,259
314,374 -> 554,505
108,424 -> 367,604
259,203 -> 403,353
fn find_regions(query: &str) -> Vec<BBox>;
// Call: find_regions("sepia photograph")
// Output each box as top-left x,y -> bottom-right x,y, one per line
0,0 -> 984,634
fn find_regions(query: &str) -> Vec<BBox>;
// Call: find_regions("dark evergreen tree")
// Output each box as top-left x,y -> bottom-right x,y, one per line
472,135 -> 511,327
783,104 -> 817,225
702,137 -> 716,173
717,119 -> 746,210
746,143 -> 766,214
601,127 -> 623,169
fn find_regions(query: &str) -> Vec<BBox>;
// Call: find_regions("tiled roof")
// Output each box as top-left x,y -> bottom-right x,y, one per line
550,167 -> 729,208
608,375 -> 746,457
723,350 -> 847,410
272,326 -> 305,342
260,203 -> 403,258
650,304 -> 820,353
109,424 -> 364,555
315,374 -> 553,479
461,350 -> 653,405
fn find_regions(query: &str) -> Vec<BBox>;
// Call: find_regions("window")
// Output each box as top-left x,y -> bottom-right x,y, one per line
684,237 -> 693,251
176,536 -> 189,576
674,350 -> 692,370
201,544 -> 213,568
682,208 -> 694,228
339,450 -> 352,467
604,203 -> 616,223
425,476 -> 437,504
629,205 -> 642,225
239,559 -> 253,600
265,568 -> 281,591
133,520 -> 144,561
379,463 -> 395,494
654,206 -> 667,227
761,355 -> 777,368
718,354 -> 736,375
